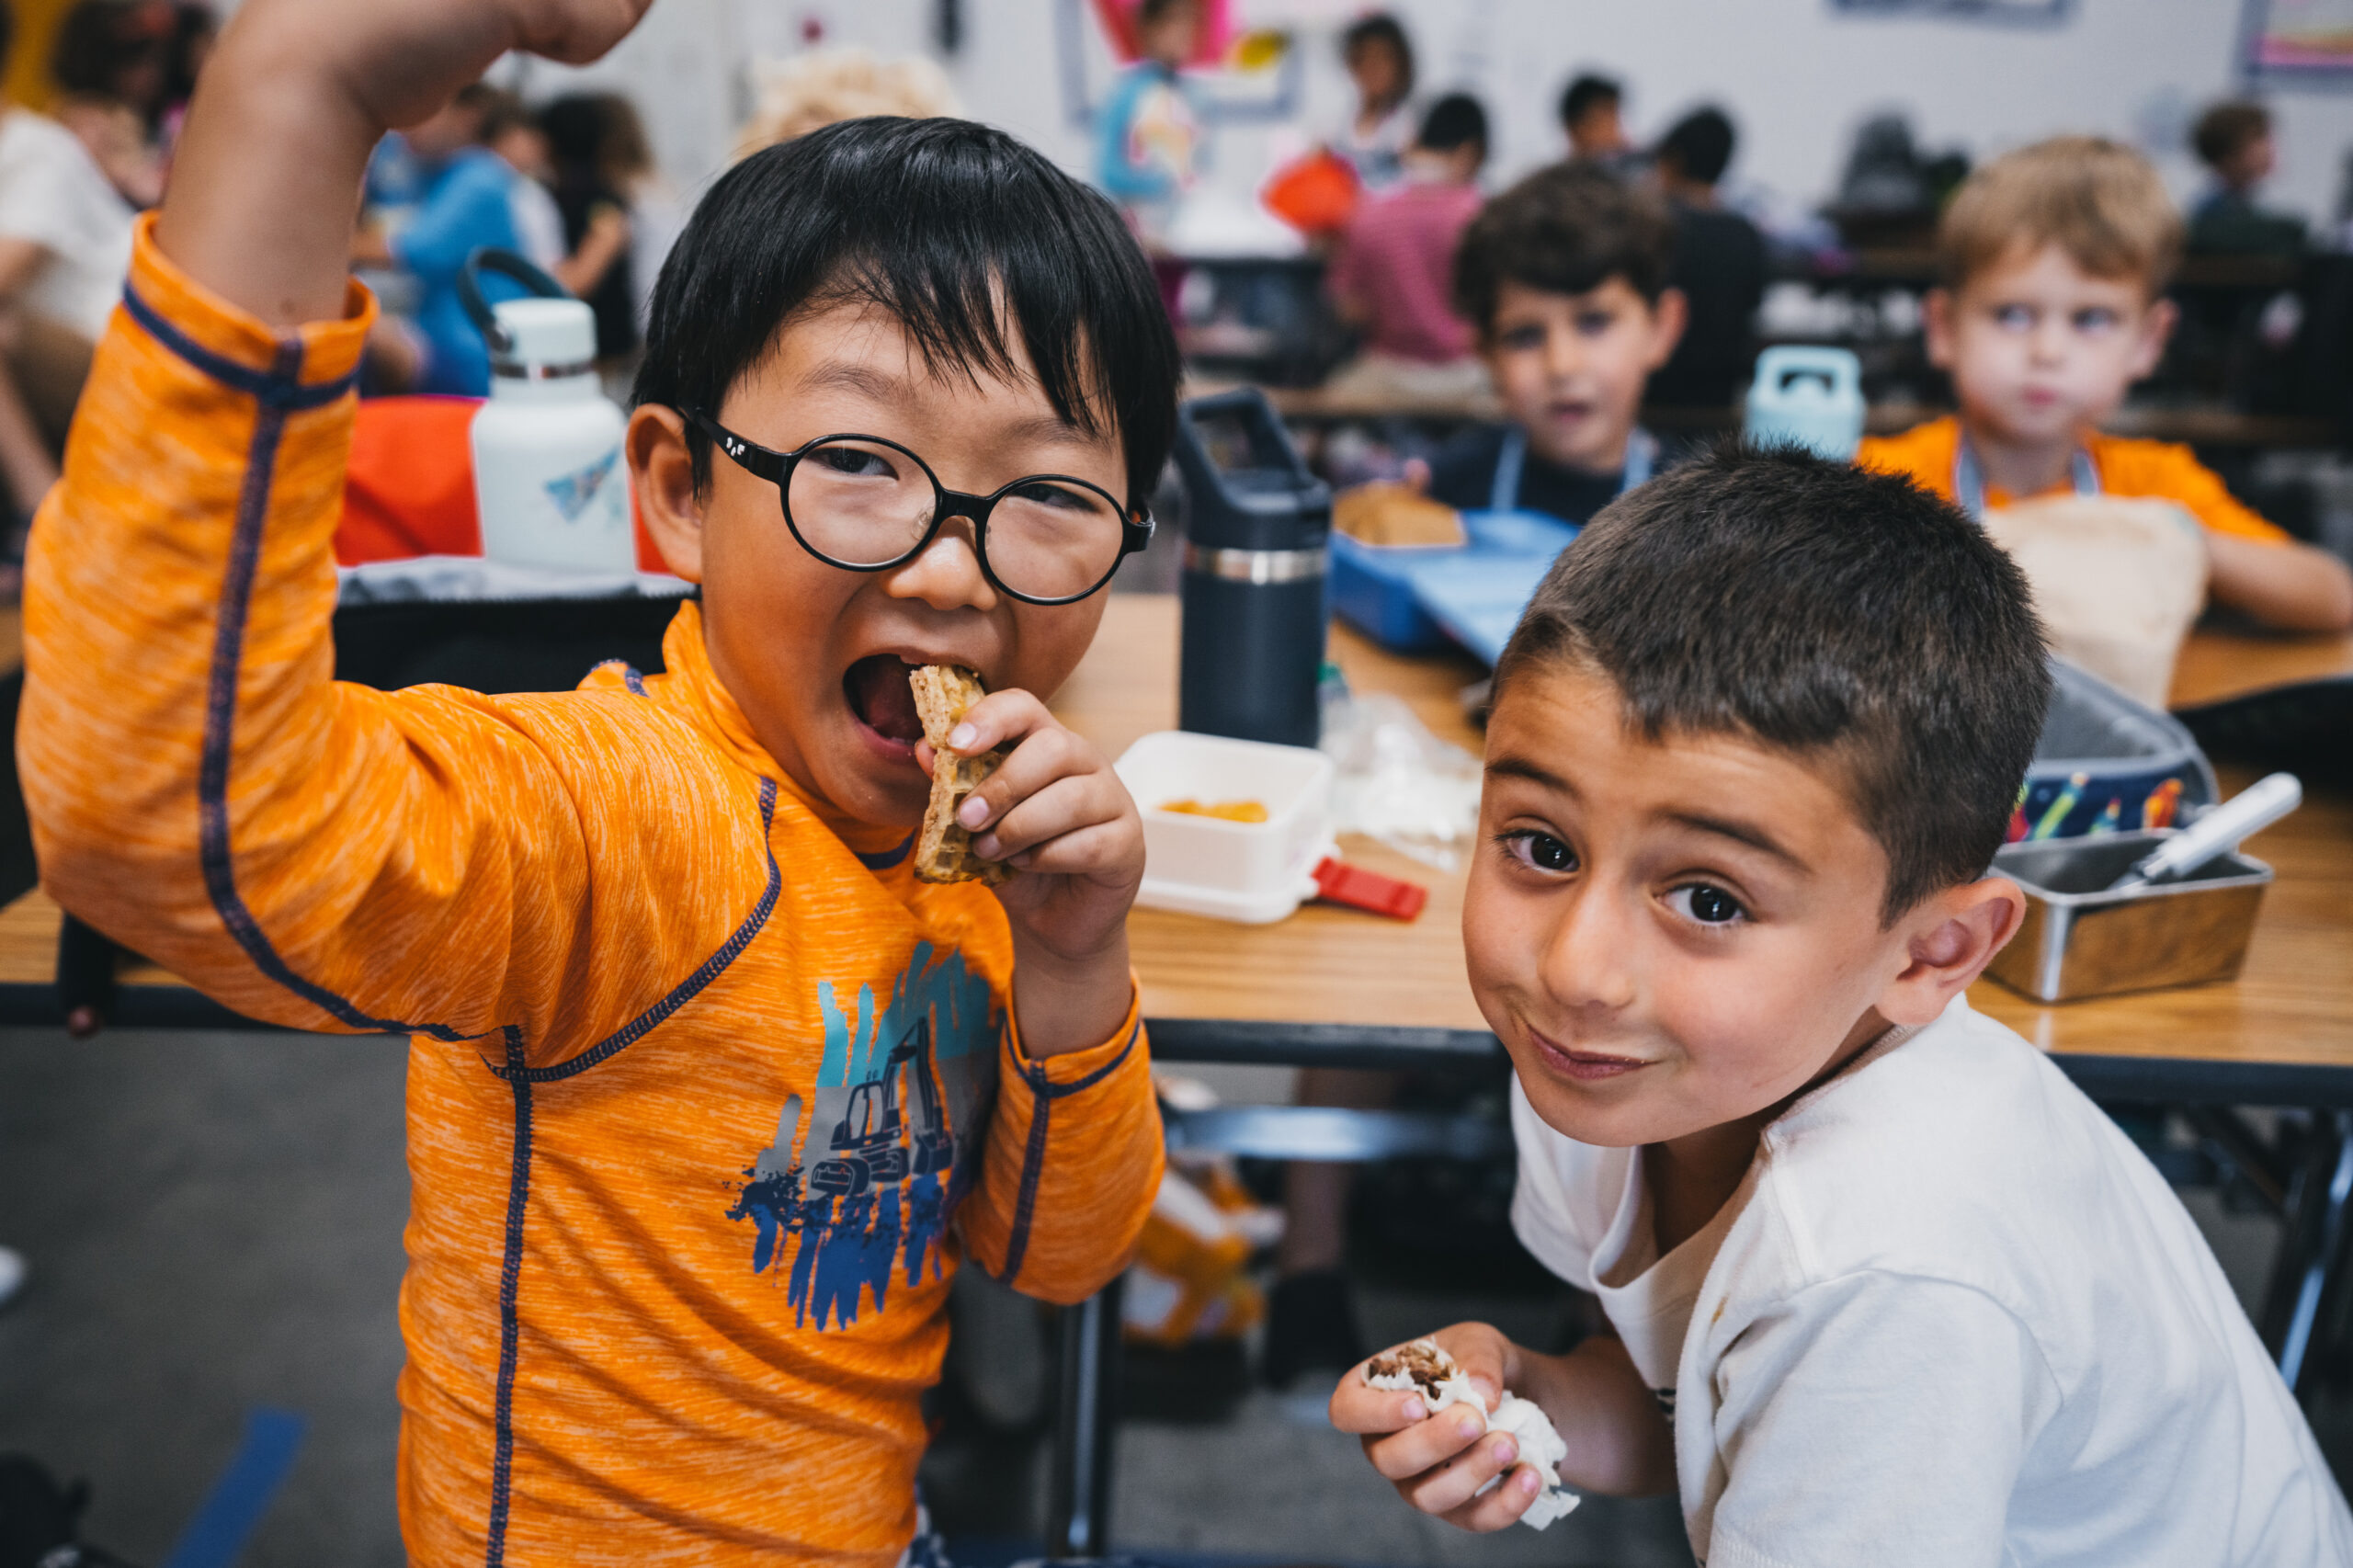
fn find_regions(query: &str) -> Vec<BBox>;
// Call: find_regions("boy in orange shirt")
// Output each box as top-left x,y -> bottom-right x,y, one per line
1859,136 -> 2353,633
17,0 -> 1173,1562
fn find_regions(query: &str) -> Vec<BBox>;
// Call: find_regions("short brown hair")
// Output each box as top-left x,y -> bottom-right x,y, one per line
2192,100 -> 2270,169
1453,164 -> 1674,334
1937,136 -> 2182,295
1495,447 -> 2050,924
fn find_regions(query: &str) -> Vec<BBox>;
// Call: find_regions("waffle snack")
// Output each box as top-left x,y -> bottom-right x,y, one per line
911,665 -> 1011,886
1364,1337 -> 1579,1529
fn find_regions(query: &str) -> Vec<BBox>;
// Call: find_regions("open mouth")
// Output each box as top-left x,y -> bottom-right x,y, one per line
845,653 -> 926,756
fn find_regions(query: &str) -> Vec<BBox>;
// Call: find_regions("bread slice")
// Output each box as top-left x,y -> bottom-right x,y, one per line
1334,482 -> 1465,547
910,665 -> 1011,886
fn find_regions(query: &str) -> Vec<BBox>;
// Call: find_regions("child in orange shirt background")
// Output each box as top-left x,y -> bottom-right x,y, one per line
1859,136 -> 2353,635
17,0 -> 1174,1561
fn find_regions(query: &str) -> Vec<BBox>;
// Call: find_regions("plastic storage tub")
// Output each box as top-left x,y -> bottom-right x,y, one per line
1329,509 -> 1580,656
2014,662 -> 2218,842
1114,731 -> 1336,923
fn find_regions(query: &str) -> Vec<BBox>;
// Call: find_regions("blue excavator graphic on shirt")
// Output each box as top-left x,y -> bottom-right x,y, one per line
728,942 -> 1000,1331
808,1016 -> 957,1198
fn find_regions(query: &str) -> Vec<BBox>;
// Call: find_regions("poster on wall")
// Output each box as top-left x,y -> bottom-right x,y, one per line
2240,0 -> 2353,81
1830,0 -> 2073,21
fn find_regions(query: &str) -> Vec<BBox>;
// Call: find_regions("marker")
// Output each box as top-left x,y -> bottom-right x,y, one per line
2107,773 -> 2302,893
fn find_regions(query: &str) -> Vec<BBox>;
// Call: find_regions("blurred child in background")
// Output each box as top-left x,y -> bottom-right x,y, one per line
0,0 -> 136,564
1558,72 -> 1636,176
47,0 -> 214,206
1097,0 -> 1205,244
355,84 -> 551,395
1330,13 -> 1416,194
733,46 -> 959,154
2188,99 -> 2304,257
1428,165 -> 1684,523
1324,93 -> 1488,402
1647,106 -> 1765,410
539,93 -> 648,362
1860,137 -> 2353,632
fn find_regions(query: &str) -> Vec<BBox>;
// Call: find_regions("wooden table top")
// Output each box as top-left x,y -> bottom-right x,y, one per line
4,597 -> 2348,1080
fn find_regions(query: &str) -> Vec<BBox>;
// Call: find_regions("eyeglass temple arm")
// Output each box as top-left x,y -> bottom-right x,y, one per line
685,409 -> 790,483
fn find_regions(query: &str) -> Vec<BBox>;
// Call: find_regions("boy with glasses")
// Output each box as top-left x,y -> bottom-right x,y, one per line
17,0 -> 1175,1561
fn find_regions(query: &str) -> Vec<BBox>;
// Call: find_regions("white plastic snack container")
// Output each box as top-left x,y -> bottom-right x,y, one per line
465,252 -> 636,575
1113,731 -> 1336,924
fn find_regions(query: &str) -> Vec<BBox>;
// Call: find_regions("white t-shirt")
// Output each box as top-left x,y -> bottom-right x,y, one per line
0,109 -> 137,342
508,176 -> 568,276
1512,994 -> 2353,1567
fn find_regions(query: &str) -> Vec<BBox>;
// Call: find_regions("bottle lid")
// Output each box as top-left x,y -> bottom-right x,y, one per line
490,298 -> 597,374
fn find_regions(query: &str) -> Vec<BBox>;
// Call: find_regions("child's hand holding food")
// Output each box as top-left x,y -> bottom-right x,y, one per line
1330,1324 -> 1572,1532
912,673 -> 1144,1060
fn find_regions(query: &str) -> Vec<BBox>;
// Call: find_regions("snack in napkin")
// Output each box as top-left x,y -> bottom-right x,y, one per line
910,665 -> 1011,887
1364,1337 -> 1579,1528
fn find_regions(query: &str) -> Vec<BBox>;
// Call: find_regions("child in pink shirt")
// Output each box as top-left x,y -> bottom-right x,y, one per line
1325,94 -> 1487,398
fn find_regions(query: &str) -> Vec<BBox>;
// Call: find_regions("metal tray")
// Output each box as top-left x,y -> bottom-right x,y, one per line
1987,829 -> 2271,1004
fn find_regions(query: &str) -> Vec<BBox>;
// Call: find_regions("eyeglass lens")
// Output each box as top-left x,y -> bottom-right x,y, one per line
784,437 -> 1127,601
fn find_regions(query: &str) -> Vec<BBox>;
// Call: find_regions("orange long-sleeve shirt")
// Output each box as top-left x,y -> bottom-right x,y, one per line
18,220 -> 1165,1565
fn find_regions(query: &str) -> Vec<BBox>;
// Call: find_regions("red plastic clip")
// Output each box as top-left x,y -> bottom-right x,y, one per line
1312,857 -> 1428,921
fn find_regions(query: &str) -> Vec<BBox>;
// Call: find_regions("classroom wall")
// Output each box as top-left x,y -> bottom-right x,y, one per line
938,0 -> 2351,228
203,0 -> 2350,232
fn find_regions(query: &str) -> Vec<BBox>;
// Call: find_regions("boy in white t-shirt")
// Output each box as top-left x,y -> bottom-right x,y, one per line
1329,449 -> 2353,1565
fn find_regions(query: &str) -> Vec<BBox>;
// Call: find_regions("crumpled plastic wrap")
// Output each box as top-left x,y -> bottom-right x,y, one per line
1364,1337 -> 1579,1529
1320,692 -> 1483,871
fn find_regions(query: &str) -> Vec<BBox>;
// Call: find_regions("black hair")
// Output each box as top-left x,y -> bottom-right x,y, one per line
633,117 -> 1182,511
1658,106 -> 1735,187
1416,93 -> 1486,162
50,0 -> 205,129
0,2 -> 14,74
1137,0 -> 1198,29
2192,100 -> 2269,168
472,85 -> 534,145
1342,14 -> 1415,105
1558,73 -> 1620,131
1495,446 -> 2050,923
1453,163 -> 1675,328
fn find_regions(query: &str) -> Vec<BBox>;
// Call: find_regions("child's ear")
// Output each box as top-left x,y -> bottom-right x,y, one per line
629,404 -> 706,585
1922,288 -> 1958,370
1875,876 -> 2027,1028
2129,296 -> 2178,380
1644,288 -> 1688,369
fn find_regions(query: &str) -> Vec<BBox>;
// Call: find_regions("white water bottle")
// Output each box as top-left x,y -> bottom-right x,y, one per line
464,250 -> 635,574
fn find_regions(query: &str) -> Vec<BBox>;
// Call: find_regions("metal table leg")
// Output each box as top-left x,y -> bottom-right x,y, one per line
2267,1110 -> 2353,1396
1046,1276 -> 1123,1560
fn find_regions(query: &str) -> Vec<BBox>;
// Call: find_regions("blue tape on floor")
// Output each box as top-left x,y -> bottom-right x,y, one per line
161,1405 -> 306,1568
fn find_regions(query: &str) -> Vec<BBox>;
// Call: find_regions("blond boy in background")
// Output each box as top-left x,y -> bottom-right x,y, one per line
1860,136 -> 2353,634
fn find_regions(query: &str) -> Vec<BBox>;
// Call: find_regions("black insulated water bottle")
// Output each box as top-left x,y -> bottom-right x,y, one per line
1170,389 -> 1332,747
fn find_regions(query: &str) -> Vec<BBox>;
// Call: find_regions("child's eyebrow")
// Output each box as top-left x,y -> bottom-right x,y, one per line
1485,756 -> 1578,796
1661,810 -> 1805,869
800,363 -> 1091,447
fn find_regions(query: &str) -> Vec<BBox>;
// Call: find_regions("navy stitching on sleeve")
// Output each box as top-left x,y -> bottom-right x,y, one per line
497,778 -> 781,1084
194,335 -> 470,1042
484,1026 -> 532,1567
996,1062 -> 1053,1287
123,287 -> 357,411
996,1016 -> 1144,1287
1034,1015 -> 1144,1098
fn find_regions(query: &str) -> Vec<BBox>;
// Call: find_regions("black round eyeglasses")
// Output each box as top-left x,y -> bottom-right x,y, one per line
687,410 -> 1154,606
